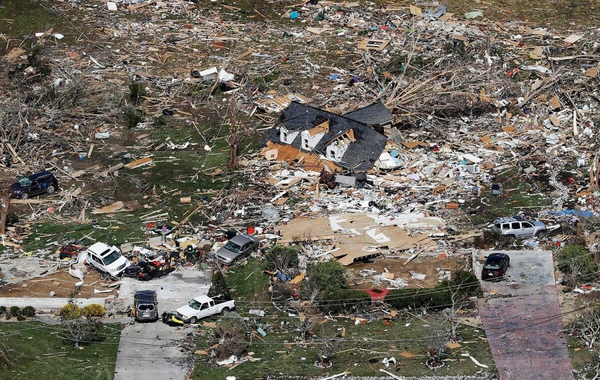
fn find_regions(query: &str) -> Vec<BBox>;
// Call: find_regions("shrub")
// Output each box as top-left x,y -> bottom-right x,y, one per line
9,306 -> 20,317
129,81 -> 147,103
0,306 -> 6,315
21,306 -> 36,318
384,288 -> 424,309
384,271 -> 481,311
318,289 -> 371,313
82,304 -> 106,318
304,261 -> 347,297
59,303 -> 81,320
265,245 -> 300,274
123,106 -> 144,129
473,230 -> 500,249
558,245 -> 598,287
385,288 -> 450,310
208,270 -> 231,300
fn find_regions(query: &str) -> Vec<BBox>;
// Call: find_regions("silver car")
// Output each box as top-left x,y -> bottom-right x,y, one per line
492,217 -> 546,239
215,234 -> 260,266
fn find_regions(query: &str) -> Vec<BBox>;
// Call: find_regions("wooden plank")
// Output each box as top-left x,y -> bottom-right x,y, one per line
87,144 -> 95,159
358,38 -> 390,51
5,143 -> 25,165
92,201 -> 125,214
124,157 -> 153,169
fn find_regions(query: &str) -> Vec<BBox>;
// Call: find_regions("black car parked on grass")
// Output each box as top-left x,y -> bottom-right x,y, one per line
482,252 -> 510,281
10,171 -> 58,199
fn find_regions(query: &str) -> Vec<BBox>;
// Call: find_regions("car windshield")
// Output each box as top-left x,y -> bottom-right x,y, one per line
189,299 -> 201,310
17,177 -> 32,186
223,241 -> 241,253
102,251 -> 122,266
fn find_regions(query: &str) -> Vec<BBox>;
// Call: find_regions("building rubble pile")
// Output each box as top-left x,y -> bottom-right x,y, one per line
0,0 -> 600,293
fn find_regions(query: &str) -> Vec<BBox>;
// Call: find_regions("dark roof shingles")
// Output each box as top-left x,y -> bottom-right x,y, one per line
343,102 -> 394,126
264,101 -> 388,171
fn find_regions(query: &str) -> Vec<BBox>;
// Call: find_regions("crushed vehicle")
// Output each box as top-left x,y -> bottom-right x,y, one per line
491,217 -> 549,239
482,252 -> 510,281
79,242 -> 131,279
215,233 -> 260,266
124,257 -> 175,281
173,294 -> 235,324
10,171 -> 58,199
132,290 -> 159,322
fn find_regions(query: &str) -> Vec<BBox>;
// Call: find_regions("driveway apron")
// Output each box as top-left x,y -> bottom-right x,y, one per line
478,284 -> 572,380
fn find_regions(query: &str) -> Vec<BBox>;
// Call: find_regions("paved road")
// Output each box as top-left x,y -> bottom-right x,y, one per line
474,250 -> 573,380
113,266 -> 212,380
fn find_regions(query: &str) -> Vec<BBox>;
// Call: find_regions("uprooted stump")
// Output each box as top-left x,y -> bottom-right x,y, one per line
314,359 -> 333,368
426,357 -> 445,370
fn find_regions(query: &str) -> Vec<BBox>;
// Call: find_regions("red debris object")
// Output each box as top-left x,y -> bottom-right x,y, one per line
365,288 -> 389,301
59,244 -> 84,259
506,67 -> 519,77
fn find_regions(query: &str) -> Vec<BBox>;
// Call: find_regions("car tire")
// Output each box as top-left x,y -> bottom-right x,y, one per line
20,193 -> 28,200
46,185 -> 55,194
189,317 -> 197,324
221,307 -> 230,315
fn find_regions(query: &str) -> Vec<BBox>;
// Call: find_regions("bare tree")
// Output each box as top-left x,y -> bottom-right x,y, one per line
58,318 -> 103,348
442,274 -> 477,341
574,354 -> 600,380
0,185 -> 9,236
58,298 -> 103,348
293,289 -> 320,342
425,321 -> 449,370
226,97 -> 255,171
315,331 -> 341,368
567,306 -> 600,349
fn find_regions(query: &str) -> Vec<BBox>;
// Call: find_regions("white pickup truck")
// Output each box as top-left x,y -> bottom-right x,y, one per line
174,295 -> 235,324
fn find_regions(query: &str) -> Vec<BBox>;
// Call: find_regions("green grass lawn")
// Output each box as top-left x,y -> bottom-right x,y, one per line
568,334 -> 599,376
190,259 -> 495,379
0,321 -> 122,380
465,166 -> 549,226
192,313 -> 494,379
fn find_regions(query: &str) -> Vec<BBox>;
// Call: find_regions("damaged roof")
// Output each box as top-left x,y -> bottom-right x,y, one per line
343,102 -> 394,126
265,101 -> 388,171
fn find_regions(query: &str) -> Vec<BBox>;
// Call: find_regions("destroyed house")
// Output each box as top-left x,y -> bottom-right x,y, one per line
264,101 -> 389,171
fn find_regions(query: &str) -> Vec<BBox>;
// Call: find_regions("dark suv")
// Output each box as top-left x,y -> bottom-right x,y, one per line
133,290 -> 159,322
10,171 -> 58,199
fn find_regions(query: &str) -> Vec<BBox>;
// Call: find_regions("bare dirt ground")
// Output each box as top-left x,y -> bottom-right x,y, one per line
347,255 -> 462,289
0,267 -> 114,299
